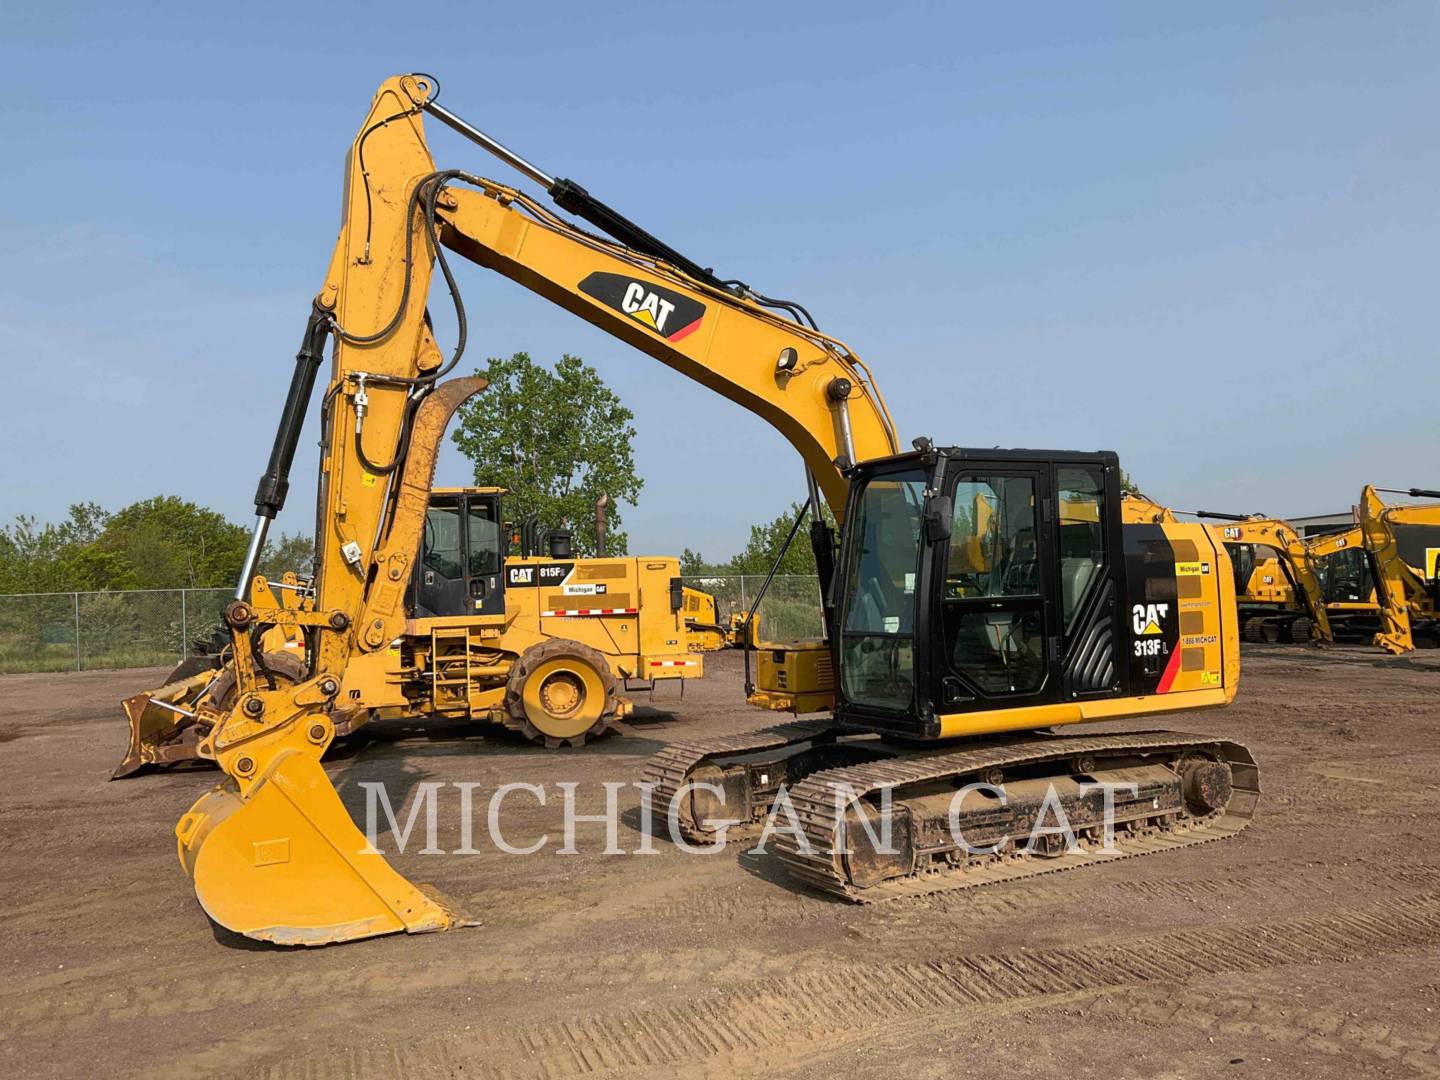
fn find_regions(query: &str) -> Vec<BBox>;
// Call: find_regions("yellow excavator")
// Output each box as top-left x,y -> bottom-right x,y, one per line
165,74 -> 1255,945
1309,486 -> 1440,653
1189,513 -> 1333,645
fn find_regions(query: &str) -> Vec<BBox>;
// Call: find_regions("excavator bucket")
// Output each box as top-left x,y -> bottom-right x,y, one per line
177,748 -> 470,945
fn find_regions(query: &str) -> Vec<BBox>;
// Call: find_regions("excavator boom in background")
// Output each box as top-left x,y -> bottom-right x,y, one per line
162,75 -> 1256,946
1191,512 -> 1333,646
1297,486 -> 1440,653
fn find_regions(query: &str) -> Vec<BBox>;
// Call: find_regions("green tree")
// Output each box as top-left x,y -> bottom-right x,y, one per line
0,503 -> 111,593
1119,468 -> 1142,497
259,532 -> 315,581
452,352 -> 642,556
91,497 -> 250,589
724,502 -> 834,576
680,548 -> 722,576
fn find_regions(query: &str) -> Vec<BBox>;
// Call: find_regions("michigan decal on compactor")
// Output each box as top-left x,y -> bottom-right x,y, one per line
144,74 -> 1257,946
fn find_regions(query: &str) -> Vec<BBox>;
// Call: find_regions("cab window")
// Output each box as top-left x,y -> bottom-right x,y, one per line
468,503 -> 500,576
1057,466 -> 1105,635
945,477 -> 1039,600
423,503 -> 463,579
942,475 -> 1046,695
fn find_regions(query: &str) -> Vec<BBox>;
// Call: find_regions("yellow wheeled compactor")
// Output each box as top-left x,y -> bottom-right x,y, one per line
117,485 -> 705,776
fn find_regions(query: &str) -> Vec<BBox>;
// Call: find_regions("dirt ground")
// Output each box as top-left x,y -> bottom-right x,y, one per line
3,646 -> 1440,1079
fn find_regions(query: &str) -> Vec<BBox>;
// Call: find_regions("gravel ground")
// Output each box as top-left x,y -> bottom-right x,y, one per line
2,645 -> 1439,1078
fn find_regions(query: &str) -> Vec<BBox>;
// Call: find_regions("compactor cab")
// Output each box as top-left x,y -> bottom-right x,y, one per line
412,487 -> 507,618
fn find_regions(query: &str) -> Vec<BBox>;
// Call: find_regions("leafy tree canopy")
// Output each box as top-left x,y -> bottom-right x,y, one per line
452,352 -> 642,556
684,502 -> 835,577
91,497 -> 250,590
0,498 -> 312,594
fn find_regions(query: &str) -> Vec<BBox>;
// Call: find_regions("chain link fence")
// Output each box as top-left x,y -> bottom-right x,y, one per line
0,588 -> 232,674
0,575 -> 826,675
680,574 -> 824,641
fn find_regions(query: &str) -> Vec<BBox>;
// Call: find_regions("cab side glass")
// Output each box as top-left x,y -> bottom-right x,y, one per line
1056,466 -> 1105,636
423,504 -> 463,579
942,475 -> 1045,695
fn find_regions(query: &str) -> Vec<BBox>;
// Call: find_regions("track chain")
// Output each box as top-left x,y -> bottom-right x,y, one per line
640,720 -> 836,838
772,730 -> 1259,903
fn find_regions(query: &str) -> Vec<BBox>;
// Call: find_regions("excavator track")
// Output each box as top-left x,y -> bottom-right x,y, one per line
774,730 -> 1258,903
641,720 -> 840,839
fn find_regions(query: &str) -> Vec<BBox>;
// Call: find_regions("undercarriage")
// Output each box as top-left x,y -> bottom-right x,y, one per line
643,724 -> 1258,901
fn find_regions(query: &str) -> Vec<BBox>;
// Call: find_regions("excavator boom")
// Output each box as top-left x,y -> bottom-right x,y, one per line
1193,512 -> 1334,645
170,74 -> 899,945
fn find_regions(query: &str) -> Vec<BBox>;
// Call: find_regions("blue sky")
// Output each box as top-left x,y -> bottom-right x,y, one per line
2,2 -> 1435,558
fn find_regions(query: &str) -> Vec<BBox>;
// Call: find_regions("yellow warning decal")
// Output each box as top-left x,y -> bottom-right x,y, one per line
1427,548 -> 1440,581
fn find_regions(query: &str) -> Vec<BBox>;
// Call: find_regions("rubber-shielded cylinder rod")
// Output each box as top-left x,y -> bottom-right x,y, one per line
235,309 -> 331,599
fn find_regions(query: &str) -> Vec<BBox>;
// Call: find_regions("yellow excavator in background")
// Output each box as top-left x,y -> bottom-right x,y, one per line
1190,513 -> 1333,646
164,74 -> 1255,946
1301,487 -> 1439,653
115,484 -> 707,776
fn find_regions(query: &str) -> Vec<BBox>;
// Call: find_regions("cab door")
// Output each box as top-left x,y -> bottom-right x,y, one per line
416,496 -> 469,617
464,493 -> 505,617
1053,463 -> 1124,699
933,465 -> 1058,711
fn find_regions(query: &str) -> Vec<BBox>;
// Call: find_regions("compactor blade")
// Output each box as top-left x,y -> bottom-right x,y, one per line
176,749 -> 469,946
113,669 -> 216,778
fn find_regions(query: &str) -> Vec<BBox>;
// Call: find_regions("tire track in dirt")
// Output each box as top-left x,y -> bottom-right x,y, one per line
221,891 -> 1440,1079
18,864 -> 1440,1051
661,860 -> 1440,940
1091,987 -> 1440,1076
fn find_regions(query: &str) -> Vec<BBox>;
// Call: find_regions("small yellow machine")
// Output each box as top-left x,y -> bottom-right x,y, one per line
115,485 -> 703,776
680,587 -> 727,651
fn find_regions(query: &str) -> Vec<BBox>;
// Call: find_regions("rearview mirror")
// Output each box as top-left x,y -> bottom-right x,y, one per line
924,496 -> 952,543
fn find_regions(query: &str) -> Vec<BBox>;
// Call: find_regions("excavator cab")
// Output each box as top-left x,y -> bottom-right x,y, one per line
832,447 -> 1234,741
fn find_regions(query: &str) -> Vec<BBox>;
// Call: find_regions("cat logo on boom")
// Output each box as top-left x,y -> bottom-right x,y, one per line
578,272 -> 706,342
1132,603 -> 1169,636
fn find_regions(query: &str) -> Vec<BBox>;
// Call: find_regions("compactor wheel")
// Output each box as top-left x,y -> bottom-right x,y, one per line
207,650 -> 309,710
504,639 -> 619,748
